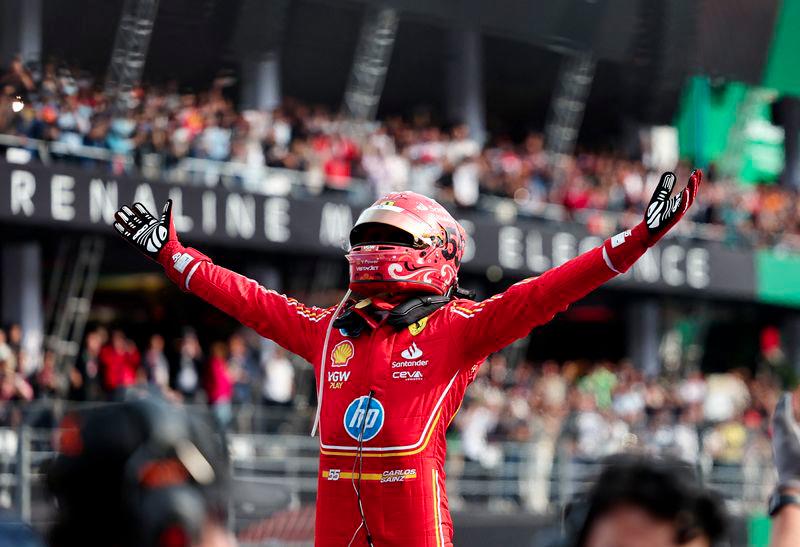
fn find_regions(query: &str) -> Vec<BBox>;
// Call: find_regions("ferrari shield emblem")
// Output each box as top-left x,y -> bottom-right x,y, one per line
408,317 -> 429,336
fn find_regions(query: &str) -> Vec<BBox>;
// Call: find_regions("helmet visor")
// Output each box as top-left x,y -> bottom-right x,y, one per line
349,222 -> 416,247
349,206 -> 434,248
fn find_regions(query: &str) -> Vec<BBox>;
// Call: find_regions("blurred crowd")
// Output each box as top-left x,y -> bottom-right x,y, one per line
0,319 -> 788,512
2,56 -> 800,250
449,353 -> 783,511
456,355 -> 779,467
0,323 -> 299,431
1,319 -> 785,469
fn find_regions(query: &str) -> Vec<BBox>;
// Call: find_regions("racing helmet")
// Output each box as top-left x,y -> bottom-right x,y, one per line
347,192 -> 466,296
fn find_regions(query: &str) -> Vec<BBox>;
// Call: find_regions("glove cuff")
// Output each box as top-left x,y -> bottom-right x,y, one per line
158,241 -> 211,291
602,222 -> 649,274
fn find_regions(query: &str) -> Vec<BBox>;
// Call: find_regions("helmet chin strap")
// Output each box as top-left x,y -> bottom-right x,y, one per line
311,289 -> 352,437
367,293 -> 407,309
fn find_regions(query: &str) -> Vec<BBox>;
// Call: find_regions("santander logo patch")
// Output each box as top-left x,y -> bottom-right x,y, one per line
392,342 -> 429,369
401,342 -> 423,360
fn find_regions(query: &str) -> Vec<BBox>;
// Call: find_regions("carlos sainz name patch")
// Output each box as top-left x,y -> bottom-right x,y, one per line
323,468 -> 417,483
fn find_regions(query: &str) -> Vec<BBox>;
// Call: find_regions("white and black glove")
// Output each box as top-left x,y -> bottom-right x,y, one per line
604,170 -> 702,273
113,199 -> 209,290
113,200 -> 176,262
644,170 -> 701,239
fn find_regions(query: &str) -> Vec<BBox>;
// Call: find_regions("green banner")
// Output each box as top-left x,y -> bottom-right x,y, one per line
675,77 -> 744,167
731,89 -> 785,183
763,0 -> 800,97
675,78 -> 784,182
756,250 -> 800,308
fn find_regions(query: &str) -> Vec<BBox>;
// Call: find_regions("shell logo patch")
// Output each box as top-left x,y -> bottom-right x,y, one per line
408,316 -> 429,336
331,340 -> 355,367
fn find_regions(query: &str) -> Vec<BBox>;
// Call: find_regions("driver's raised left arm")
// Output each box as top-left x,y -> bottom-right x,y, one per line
449,170 -> 701,365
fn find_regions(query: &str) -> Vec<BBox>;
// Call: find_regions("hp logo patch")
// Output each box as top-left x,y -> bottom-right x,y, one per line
343,396 -> 385,442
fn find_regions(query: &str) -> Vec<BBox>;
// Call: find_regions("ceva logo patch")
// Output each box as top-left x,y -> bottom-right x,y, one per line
343,396 -> 385,442
392,370 -> 423,381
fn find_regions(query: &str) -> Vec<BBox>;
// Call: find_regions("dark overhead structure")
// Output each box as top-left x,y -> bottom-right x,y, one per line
105,0 -> 160,112
544,52 -> 596,158
32,0 -> 786,143
342,5 -> 399,121
232,0 -> 291,110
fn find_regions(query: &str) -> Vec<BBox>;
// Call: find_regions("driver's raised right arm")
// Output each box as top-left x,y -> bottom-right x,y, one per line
176,251 -> 330,365
113,200 -> 331,365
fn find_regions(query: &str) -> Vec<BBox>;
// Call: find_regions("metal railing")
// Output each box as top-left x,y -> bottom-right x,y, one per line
0,422 -> 776,542
0,133 -> 339,199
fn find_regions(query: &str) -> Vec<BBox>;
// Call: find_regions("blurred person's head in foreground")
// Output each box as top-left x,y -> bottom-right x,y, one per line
562,455 -> 728,547
46,394 -> 233,547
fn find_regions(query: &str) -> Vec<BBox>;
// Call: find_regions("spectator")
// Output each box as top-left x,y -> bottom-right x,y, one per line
68,327 -> 104,401
704,371 -> 750,423
558,455 -> 728,547
643,377 -> 669,416
205,342 -> 233,429
261,347 -> 294,407
46,396 -> 234,547
199,112 -> 232,161
671,405 -> 702,463
176,329 -> 202,400
33,351 -> 60,399
459,390 -> 503,468
704,416 -> 748,465
98,330 -> 140,396
0,329 -> 11,369
0,348 -> 33,402
0,56 -> 35,98
6,324 -> 22,371
579,362 -> 617,411
143,334 -> 170,391
228,334 -> 258,404
535,360 -> 568,411
677,370 -> 707,408
611,375 -> 646,425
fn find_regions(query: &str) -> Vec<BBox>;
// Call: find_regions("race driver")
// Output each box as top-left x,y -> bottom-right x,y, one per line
113,169 -> 701,547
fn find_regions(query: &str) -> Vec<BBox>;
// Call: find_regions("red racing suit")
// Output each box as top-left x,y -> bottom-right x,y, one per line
159,225 -> 651,546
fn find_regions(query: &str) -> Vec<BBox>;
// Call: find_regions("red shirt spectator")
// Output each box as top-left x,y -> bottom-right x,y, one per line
324,157 -> 352,188
564,188 -> 591,210
204,343 -> 232,404
99,330 -> 140,392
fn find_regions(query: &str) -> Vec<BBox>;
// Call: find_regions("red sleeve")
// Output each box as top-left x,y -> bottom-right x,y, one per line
449,225 -> 649,365
188,261 -> 333,365
158,243 -> 332,365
